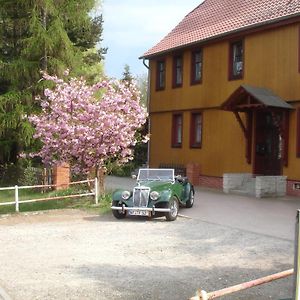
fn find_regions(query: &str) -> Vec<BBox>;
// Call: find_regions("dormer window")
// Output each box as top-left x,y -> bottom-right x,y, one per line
229,40 -> 244,80
173,55 -> 183,88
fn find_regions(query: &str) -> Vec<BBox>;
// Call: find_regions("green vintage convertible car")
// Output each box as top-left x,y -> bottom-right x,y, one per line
111,168 -> 195,221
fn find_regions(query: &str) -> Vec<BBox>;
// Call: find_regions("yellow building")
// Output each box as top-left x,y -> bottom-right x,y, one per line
140,0 -> 300,196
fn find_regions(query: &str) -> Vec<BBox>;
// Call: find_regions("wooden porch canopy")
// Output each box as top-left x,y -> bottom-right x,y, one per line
221,85 -> 293,165
221,84 -> 293,112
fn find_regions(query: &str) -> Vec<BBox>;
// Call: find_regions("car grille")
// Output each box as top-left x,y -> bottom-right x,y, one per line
133,187 -> 150,207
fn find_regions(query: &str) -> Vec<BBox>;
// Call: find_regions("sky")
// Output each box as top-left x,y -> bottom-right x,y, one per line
101,0 -> 202,79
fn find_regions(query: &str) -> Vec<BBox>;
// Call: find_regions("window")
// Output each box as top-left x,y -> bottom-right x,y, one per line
172,114 -> 183,148
156,60 -> 166,90
173,55 -> 183,87
297,108 -> 300,157
190,113 -> 202,148
299,25 -> 300,73
229,40 -> 244,80
191,49 -> 203,84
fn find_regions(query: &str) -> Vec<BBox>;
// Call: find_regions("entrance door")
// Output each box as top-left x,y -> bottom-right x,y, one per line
254,111 -> 282,175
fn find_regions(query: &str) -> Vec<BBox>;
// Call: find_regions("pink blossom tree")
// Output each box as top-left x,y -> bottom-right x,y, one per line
30,72 -> 148,192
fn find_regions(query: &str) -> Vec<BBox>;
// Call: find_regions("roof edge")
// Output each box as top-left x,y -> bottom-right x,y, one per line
140,13 -> 300,60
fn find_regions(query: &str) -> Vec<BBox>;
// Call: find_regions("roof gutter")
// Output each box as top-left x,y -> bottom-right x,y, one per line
139,13 -> 300,60
141,58 -> 151,168
142,58 -> 149,70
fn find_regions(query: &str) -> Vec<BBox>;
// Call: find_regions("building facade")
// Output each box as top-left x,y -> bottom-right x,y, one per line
141,0 -> 300,196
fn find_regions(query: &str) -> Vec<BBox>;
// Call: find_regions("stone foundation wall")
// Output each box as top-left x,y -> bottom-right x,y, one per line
223,173 -> 252,194
255,176 -> 287,198
223,173 -> 287,198
188,169 -> 291,198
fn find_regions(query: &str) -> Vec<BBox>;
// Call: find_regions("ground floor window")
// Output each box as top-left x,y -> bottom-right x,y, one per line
297,108 -> 300,157
172,113 -> 183,148
190,112 -> 202,148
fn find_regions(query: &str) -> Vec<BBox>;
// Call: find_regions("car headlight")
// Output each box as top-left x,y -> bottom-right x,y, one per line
150,191 -> 160,201
121,190 -> 131,200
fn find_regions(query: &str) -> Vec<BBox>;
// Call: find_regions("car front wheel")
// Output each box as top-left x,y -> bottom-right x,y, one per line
165,197 -> 179,221
112,201 -> 127,219
186,190 -> 194,208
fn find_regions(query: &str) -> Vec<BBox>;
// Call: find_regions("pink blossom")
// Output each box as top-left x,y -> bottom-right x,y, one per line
30,72 -> 148,175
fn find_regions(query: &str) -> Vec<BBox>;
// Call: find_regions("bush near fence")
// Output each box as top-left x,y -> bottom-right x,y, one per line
0,162 -> 50,187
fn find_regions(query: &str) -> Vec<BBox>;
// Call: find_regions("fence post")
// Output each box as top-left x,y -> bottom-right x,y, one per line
15,185 -> 19,212
294,210 -> 300,299
95,177 -> 99,205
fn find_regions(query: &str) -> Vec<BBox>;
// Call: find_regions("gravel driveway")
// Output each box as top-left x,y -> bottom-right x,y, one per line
0,208 -> 294,300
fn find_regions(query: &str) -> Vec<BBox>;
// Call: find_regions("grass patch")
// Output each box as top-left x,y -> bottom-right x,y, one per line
98,193 -> 113,214
0,186 -> 112,215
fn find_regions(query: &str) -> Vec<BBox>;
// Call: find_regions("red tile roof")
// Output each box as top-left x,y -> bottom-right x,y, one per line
142,0 -> 300,59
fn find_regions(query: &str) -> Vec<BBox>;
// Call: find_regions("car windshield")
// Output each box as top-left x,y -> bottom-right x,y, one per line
137,169 -> 174,182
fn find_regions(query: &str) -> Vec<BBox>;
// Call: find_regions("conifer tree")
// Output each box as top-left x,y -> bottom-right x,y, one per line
121,64 -> 134,86
0,0 -> 105,163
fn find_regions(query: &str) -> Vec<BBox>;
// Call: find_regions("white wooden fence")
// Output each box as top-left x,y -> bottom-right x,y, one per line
0,178 -> 98,212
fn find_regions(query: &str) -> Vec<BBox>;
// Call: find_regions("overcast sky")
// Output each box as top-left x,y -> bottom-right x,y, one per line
101,0 -> 202,79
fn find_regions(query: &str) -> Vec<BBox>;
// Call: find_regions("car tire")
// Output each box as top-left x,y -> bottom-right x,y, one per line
112,201 -> 127,219
186,190 -> 194,208
165,197 -> 179,221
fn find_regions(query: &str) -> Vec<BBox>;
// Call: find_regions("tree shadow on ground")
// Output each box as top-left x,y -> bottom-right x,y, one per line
71,263 -> 293,300
80,212 -> 294,299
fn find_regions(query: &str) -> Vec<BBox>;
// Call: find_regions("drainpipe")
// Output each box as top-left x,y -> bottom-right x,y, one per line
143,58 -> 151,168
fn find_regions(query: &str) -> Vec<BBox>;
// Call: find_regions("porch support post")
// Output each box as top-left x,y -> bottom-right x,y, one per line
233,111 -> 252,164
246,112 -> 253,164
282,111 -> 290,167
233,111 -> 247,138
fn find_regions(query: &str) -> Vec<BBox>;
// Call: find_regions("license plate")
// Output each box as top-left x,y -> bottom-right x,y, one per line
129,210 -> 150,216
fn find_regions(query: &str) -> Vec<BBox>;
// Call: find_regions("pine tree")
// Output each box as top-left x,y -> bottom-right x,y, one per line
121,64 -> 134,86
0,0 -> 105,163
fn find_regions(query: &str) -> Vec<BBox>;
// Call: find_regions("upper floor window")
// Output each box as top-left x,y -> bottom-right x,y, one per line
173,55 -> 183,88
172,113 -> 183,148
156,60 -> 166,90
298,25 -> 300,73
229,40 -> 244,80
190,112 -> 202,148
191,49 -> 203,84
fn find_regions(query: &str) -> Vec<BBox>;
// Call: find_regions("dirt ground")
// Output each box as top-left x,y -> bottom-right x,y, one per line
0,208 -> 294,300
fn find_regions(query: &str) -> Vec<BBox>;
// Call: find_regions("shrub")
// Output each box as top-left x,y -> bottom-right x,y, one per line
18,167 -> 43,186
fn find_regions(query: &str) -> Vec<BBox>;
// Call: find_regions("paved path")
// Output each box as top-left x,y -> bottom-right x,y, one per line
182,187 -> 300,240
105,176 -> 300,240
